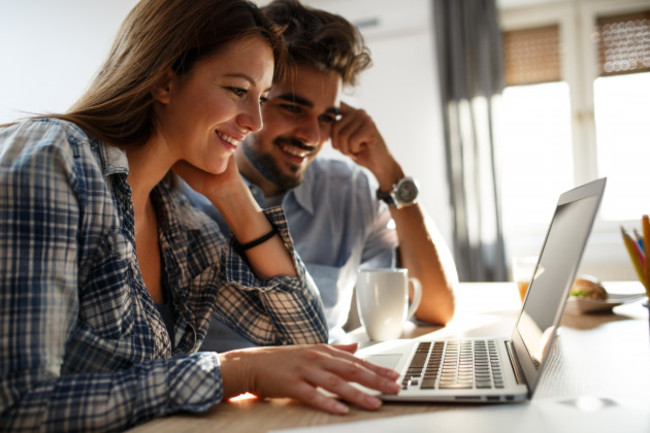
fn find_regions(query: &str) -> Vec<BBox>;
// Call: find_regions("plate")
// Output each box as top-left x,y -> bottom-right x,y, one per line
565,293 -> 647,314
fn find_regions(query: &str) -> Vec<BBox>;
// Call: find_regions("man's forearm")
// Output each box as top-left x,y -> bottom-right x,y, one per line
389,203 -> 457,324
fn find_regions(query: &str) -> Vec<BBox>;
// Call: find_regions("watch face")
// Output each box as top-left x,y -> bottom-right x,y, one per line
397,179 -> 418,203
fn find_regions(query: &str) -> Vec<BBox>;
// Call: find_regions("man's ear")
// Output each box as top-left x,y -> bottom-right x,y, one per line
151,69 -> 175,104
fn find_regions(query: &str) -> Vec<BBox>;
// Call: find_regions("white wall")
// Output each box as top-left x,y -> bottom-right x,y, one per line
0,0 -> 139,122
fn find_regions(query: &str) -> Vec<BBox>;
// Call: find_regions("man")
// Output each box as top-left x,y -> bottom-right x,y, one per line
184,0 -> 458,350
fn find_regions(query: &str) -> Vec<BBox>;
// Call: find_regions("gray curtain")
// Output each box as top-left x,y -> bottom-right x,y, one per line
433,0 -> 507,282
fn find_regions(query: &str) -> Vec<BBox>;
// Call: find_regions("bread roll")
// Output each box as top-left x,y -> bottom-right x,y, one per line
570,275 -> 608,300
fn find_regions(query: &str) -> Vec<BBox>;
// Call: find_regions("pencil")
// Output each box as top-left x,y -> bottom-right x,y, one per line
621,226 -> 648,290
631,231 -> 646,270
633,228 -> 645,252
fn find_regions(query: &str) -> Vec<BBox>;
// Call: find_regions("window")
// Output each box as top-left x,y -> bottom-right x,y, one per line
593,10 -> 650,220
498,0 -> 650,279
594,71 -> 650,220
499,24 -> 573,229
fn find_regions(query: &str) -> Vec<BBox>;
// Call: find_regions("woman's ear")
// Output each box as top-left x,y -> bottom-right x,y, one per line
151,69 -> 175,104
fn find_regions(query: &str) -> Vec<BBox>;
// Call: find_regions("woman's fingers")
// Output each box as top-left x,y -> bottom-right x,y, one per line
330,342 -> 359,354
303,367 -> 385,411
328,344 -> 400,382
286,345 -> 400,411
282,355 -> 386,413
311,350 -> 401,396
289,381 -> 352,415
224,344 -> 401,414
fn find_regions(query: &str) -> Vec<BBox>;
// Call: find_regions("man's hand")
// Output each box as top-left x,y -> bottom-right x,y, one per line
330,102 -> 402,189
219,343 -> 401,414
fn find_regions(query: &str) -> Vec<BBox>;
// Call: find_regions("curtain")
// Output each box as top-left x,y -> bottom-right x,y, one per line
432,0 -> 507,282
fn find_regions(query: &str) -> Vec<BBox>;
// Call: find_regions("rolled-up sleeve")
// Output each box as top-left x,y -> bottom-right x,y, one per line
216,206 -> 329,345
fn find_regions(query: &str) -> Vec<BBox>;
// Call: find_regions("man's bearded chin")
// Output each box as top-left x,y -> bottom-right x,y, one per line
242,138 -> 306,192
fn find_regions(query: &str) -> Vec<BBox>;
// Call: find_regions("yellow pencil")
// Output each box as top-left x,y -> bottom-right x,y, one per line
621,226 -> 648,291
643,215 -> 650,296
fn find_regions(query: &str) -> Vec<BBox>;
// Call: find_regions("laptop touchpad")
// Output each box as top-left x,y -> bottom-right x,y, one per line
365,354 -> 403,370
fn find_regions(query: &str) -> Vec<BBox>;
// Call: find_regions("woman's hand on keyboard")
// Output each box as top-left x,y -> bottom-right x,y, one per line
219,343 -> 401,414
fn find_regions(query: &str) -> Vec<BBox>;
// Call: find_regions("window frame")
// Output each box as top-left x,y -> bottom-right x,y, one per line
499,0 -> 649,279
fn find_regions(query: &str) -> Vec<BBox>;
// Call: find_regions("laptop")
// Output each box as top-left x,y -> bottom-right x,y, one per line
357,178 -> 607,403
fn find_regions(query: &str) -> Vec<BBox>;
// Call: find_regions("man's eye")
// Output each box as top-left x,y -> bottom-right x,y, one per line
281,104 -> 302,114
319,114 -> 337,124
227,87 -> 247,97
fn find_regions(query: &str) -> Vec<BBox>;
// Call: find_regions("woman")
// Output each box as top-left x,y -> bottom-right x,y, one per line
0,0 -> 400,431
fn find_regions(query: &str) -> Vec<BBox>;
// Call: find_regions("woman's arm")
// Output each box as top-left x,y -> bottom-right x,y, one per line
0,120 -> 224,431
173,157 -> 298,279
201,204 -> 328,345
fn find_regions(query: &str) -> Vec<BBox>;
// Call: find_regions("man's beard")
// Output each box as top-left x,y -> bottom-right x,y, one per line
242,136 -> 311,192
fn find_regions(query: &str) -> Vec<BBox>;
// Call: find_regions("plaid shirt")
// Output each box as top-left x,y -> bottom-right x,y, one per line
0,119 -> 327,432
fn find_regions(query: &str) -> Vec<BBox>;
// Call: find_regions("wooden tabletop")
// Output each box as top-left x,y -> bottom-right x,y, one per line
127,282 -> 650,433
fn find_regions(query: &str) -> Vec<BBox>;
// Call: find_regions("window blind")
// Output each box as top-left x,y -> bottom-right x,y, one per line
503,25 -> 561,86
597,10 -> 650,76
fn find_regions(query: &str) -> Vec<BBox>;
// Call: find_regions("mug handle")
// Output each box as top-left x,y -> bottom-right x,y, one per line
406,277 -> 422,319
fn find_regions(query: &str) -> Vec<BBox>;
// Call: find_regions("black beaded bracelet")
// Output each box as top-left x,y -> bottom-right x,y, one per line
238,227 -> 277,251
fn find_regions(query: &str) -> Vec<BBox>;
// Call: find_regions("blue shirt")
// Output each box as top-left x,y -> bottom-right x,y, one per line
0,119 -> 327,432
184,157 -> 398,350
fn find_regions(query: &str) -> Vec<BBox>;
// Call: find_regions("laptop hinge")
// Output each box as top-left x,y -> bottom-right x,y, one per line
505,340 -> 526,385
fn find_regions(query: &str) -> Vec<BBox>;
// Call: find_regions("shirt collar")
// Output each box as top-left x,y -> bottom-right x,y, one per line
291,168 -> 316,215
242,167 -> 316,215
97,141 -> 129,177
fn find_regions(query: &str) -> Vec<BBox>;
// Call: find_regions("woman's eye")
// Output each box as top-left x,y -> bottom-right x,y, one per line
227,87 -> 247,97
260,96 -> 269,105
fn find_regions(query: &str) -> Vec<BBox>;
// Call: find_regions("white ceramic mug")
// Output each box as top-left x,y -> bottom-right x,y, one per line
355,268 -> 422,341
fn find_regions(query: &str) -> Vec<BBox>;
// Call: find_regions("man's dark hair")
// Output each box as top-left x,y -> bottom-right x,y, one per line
261,0 -> 372,86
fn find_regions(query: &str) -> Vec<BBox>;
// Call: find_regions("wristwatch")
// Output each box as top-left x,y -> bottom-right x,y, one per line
376,176 -> 419,209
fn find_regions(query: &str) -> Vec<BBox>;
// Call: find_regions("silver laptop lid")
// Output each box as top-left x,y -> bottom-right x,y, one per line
510,178 -> 606,397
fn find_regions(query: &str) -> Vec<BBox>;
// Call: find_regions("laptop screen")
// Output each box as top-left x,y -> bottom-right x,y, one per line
512,178 -> 605,394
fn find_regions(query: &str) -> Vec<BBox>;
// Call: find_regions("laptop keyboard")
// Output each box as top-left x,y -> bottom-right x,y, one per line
402,340 -> 505,390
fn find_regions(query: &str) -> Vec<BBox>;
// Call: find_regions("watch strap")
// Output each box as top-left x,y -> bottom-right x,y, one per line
376,176 -> 419,209
376,188 -> 396,206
